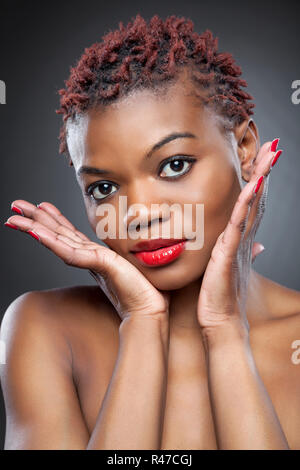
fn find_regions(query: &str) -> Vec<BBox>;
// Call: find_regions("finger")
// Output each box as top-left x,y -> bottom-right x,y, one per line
251,138 -> 279,168
11,199 -> 90,243
242,171 -> 269,241
220,176 -> 265,260
252,140 -> 272,167
241,140 -> 280,241
244,140 -> 282,239
5,214 -> 90,249
5,215 -> 99,268
244,139 -> 282,237
9,204 -> 85,244
251,141 -> 283,182
37,202 -> 91,241
6,214 -> 78,253
5,214 -> 103,269
37,202 -> 90,241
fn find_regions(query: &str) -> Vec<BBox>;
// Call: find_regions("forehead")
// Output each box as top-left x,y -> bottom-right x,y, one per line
66,79 -> 221,168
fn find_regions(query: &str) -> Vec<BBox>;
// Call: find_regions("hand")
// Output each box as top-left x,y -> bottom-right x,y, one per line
4,201 -> 170,322
197,139 -> 282,336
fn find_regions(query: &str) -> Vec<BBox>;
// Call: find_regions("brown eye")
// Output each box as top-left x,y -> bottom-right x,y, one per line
87,182 -> 118,201
159,157 -> 194,178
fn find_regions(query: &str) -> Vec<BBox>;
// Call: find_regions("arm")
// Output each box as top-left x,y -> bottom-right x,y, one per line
203,320 -> 289,450
197,139 -> 289,449
87,315 -> 169,450
0,292 -> 169,450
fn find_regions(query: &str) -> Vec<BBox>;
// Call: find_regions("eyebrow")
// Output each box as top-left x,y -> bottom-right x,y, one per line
77,131 -> 197,177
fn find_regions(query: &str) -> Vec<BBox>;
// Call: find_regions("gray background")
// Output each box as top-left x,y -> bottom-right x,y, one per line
0,0 -> 299,450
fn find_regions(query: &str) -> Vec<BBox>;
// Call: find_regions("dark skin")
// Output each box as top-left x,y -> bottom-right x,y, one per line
1,73 -> 300,449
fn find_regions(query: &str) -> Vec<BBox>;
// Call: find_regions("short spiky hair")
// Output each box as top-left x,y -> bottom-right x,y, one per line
56,13 -> 255,163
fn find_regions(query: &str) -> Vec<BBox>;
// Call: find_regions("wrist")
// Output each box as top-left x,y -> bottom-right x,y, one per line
201,317 -> 250,353
119,314 -> 170,355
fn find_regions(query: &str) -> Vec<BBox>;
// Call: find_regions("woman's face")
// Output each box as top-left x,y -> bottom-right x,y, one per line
67,78 -> 245,291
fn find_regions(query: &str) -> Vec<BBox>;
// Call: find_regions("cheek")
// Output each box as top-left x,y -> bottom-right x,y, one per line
203,164 -> 240,245
83,198 -> 98,230
179,159 -> 240,250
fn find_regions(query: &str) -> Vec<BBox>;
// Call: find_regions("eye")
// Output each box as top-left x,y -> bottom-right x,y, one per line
159,156 -> 196,179
85,181 -> 118,201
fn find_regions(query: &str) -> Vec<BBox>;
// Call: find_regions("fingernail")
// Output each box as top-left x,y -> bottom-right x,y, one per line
270,138 -> 280,152
11,204 -> 24,216
27,230 -> 40,242
4,222 -> 19,230
271,149 -> 283,168
254,175 -> 264,194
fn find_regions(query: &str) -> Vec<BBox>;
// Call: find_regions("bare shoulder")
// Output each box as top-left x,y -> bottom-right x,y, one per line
1,285 -> 121,376
1,285 -> 120,338
254,272 -> 300,320
264,275 -> 300,316
250,272 -> 300,370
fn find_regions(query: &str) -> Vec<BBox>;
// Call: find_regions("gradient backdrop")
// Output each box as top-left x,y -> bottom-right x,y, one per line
0,0 -> 299,449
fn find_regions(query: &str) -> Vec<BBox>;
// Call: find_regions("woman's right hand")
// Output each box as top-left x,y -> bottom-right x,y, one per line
5,200 -> 171,322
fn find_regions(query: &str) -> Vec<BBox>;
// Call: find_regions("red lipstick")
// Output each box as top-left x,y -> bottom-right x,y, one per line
130,238 -> 187,266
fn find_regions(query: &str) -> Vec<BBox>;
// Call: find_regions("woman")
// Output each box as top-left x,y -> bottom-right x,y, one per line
1,14 -> 300,450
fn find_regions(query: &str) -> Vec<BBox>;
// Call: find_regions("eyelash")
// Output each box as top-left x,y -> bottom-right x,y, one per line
85,155 -> 196,202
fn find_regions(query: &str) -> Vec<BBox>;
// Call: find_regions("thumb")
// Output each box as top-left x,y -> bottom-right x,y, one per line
251,242 -> 265,263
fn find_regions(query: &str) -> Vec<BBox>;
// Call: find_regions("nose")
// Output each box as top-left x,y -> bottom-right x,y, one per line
123,179 -> 170,235
126,205 -> 167,235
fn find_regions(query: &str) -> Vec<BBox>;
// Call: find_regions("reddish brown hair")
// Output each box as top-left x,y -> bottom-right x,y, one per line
56,13 -> 255,162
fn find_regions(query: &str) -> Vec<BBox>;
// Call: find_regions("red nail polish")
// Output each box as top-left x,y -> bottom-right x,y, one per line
271,149 -> 283,168
254,176 -> 264,194
11,205 -> 24,216
27,230 -> 40,241
4,222 -> 19,230
270,138 -> 280,152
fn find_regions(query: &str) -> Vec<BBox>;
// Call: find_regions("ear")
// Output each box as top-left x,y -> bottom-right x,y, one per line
233,118 -> 260,182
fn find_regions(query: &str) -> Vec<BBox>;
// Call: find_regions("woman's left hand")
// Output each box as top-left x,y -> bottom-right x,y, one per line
197,138 -> 282,338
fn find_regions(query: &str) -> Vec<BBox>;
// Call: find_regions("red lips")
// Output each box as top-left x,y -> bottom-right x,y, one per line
130,238 -> 187,253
